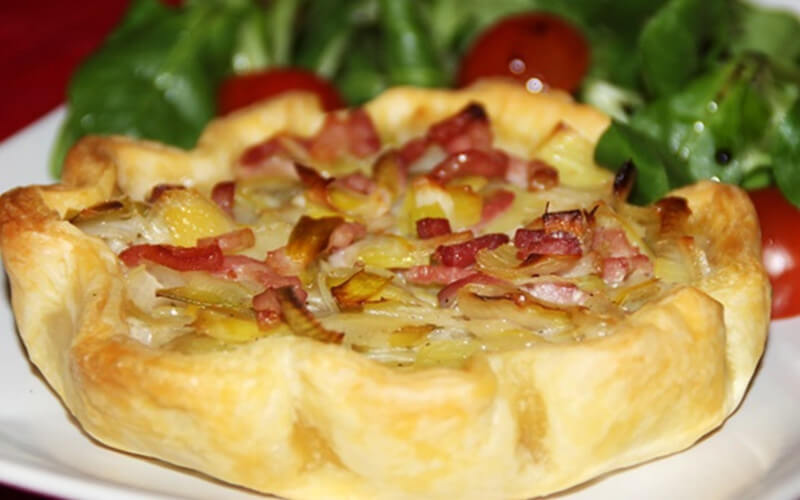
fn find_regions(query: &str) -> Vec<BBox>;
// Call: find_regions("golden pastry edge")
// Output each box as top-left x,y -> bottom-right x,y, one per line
0,81 -> 770,500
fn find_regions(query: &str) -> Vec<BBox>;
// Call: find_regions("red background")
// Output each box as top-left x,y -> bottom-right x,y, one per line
0,1 -> 130,141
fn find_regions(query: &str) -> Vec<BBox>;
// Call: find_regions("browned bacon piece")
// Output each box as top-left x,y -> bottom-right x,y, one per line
433,233 -> 510,267
416,217 -> 452,239
210,181 -> 235,217
428,149 -> 508,184
514,229 -> 582,259
120,243 -> 224,272
427,103 -> 492,154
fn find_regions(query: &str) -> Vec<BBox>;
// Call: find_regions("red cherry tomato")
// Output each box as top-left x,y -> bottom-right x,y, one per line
217,68 -> 345,115
458,13 -> 589,93
749,187 -> 800,319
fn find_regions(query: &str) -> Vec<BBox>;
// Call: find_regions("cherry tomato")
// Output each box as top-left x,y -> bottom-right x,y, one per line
749,187 -> 800,319
457,13 -> 589,93
217,68 -> 345,115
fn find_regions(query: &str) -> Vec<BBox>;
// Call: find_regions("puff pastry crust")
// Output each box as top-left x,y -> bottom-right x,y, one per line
0,81 -> 770,500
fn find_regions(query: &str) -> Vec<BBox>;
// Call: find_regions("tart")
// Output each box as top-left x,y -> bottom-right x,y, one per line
0,81 -> 770,499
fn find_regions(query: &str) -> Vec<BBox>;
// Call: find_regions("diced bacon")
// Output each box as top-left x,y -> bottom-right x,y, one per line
433,233 -> 510,268
253,288 -> 281,328
522,281 -> 589,306
397,137 -> 429,167
403,265 -> 475,285
346,108 -> 382,158
479,189 -> 515,226
601,255 -> 653,285
253,288 -> 281,313
210,181 -> 235,217
416,217 -> 452,239
514,229 -> 582,258
527,160 -> 559,191
504,158 -> 559,191
308,109 -> 381,163
428,149 -> 508,184
148,184 -> 185,203
427,103 -> 493,154
238,135 -> 305,179
505,157 -> 529,188
197,228 -> 255,253
217,254 -> 307,302
542,209 -> 592,237
119,244 -> 224,272
602,257 -> 629,284
437,272 -> 506,307
591,227 -> 639,258
240,136 -> 287,166
265,247 -> 305,277
326,222 -> 367,251
308,116 -> 348,163
331,172 -> 376,195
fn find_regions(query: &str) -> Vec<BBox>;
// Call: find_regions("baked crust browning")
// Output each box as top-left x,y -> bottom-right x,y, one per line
0,82 -> 769,500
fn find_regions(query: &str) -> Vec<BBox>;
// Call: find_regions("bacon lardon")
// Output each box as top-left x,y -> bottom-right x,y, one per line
433,233 -> 510,268
427,103 -> 492,154
478,189 -> 515,227
120,243 -> 224,272
514,229 -> 583,258
427,149 -> 509,184
416,218 -> 452,239
210,181 -> 235,217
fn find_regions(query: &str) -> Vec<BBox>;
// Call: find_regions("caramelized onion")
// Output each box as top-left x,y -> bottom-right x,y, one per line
456,287 -> 571,333
156,282 -> 254,318
373,150 -> 408,198
655,196 -> 691,236
276,287 -> 344,344
331,270 -> 393,311
69,198 -> 145,224
286,215 -> 345,266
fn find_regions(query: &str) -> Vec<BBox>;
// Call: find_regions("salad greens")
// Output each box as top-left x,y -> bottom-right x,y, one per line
51,0 -> 800,209
589,0 -> 800,205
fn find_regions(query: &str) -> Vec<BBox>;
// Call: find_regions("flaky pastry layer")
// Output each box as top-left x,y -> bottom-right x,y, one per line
0,81 -> 769,500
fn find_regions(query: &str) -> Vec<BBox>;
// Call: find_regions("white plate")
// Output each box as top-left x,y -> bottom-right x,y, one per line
1,104 -> 799,499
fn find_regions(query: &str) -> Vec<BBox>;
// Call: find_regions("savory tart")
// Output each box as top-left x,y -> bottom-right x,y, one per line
0,81 -> 769,499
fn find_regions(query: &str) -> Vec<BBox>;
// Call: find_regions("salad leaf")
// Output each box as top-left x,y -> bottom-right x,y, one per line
594,123 -> 673,204
596,54 -> 797,203
771,98 -> 800,207
378,0 -> 447,87
636,0 -> 729,98
50,0 -> 251,175
731,2 -> 800,72
335,29 -> 388,105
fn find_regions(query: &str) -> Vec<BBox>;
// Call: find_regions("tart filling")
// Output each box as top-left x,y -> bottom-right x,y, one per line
73,102 -> 708,367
